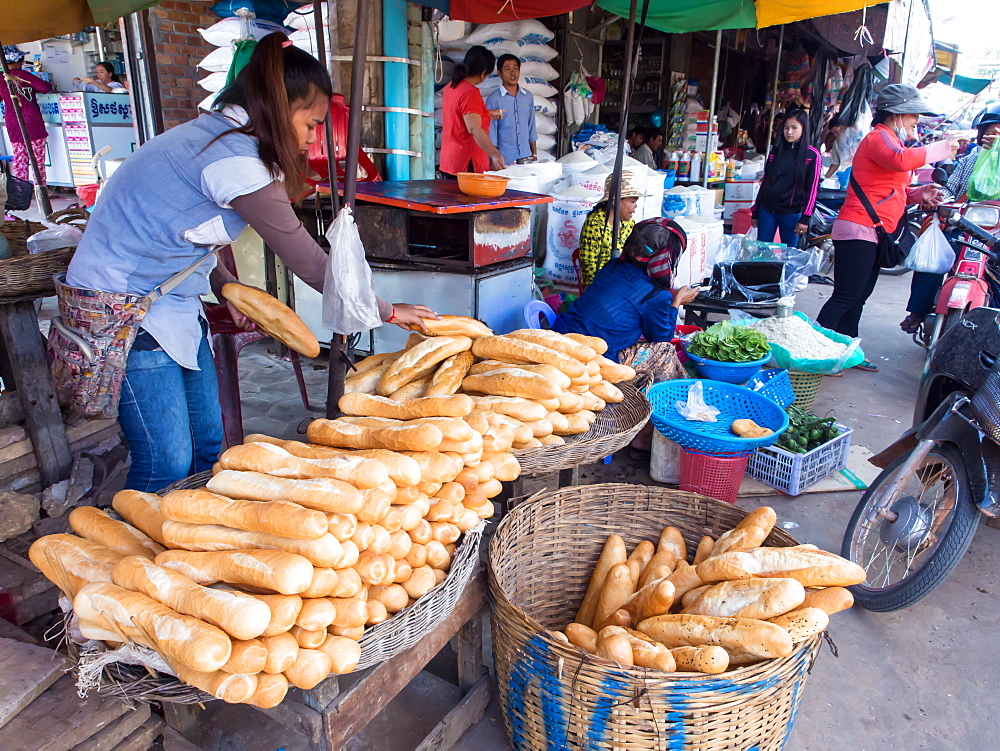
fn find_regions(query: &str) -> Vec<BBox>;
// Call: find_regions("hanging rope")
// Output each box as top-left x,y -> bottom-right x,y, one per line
853,5 -> 874,48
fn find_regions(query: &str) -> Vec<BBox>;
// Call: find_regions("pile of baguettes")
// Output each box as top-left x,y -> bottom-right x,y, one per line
559,507 -> 867,674
28,317 -> 635,709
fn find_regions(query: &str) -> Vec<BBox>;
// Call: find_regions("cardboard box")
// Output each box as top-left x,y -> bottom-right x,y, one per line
689,134 -> 719,151
724,180 -> 760,202
723,199 -> 754,221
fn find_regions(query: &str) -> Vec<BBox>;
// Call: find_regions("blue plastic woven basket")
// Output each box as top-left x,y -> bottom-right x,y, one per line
647,379 -> 789,455
746,368 -> 795,408
685,351 -> 771,385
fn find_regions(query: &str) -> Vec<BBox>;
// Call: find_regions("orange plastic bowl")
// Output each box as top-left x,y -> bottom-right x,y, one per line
457,172 -> 510,198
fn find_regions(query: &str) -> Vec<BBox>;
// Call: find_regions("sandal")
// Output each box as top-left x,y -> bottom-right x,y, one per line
853,359 -> 879,372
899,313 -> 925,335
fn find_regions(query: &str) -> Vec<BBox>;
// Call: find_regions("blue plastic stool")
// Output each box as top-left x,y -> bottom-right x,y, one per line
522,299 -> 556,329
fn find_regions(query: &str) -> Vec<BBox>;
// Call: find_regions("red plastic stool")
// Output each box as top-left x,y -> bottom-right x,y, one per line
678,447 -> 749,504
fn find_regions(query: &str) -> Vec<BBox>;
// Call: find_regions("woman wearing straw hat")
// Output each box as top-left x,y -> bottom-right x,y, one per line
577,171 -> 643,287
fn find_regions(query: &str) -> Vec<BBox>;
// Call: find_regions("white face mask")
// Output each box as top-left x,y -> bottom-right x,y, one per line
894,117 -> 912,141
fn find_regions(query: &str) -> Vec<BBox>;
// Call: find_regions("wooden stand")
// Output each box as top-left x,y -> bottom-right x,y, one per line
164,571 -> 489,751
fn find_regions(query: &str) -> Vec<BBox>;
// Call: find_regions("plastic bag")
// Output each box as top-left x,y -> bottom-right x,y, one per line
967,143 -> 1000,202
322,207 -> 383,335
675,381 -> 720,422
26,221 -> 83,254
904,222 -> 956,274
732,311 -> 864,373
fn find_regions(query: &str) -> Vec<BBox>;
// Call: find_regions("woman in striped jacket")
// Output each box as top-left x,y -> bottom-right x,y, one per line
751,109 -> 822,247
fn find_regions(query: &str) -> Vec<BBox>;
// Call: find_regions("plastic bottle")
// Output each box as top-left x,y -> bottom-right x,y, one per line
678,151 -> 691,180
690,151 -> 702,182
726,158 -> 737,181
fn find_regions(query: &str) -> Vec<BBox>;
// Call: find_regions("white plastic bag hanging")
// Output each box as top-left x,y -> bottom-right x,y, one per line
904,223 -> 955,275
322,206 -> 383,335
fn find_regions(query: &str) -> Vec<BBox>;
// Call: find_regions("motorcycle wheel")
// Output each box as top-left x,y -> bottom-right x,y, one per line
879,265 -> 912,276
841,444 -> 978,612
940,307 -> 964,338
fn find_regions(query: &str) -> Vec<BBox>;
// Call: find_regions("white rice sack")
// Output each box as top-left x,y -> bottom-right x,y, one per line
533,95 -> 557,116
535,113 -> 557,135
571,165 -> 610,196
556,150 -> 595,174
544,196 -> 597,285
198,71 -> 228,93
537,134 -> 556,152
289,29 -> 319,58
516,20 -> 555,45
197,93 -> 218,113
521,59 -> 559,82
284,3 -> 326,30
440,42 -> 472,63
522,77 -> 558,98
536,150 -> 556,162
467,22 -> 523,45
198,46 -> 234,73
438,18 -> 471,42
517,43 -> 557,61
199,18 -> 285,47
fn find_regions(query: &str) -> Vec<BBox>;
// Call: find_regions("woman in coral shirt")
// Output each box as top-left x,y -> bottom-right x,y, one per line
440,46 -> 505,177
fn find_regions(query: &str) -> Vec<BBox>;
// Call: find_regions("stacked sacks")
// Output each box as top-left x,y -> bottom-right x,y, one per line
31,316 -> 632,707
195,16 -> 287,111
438,19 -> 560,159
284,2 -> 327,58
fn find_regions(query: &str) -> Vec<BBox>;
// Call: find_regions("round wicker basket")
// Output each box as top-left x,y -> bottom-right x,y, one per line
0,209 -> 86,300
489,483 -> 822,751
512,380 -> 651,477
788,370 -> 824,411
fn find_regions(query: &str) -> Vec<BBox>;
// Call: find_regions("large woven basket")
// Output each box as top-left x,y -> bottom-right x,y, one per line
512,380 -> 651,477
0,209 -> 86,300
489,483 -> 822,751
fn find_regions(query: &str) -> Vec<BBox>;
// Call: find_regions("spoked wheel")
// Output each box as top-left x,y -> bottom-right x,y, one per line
841,444 -> 979,611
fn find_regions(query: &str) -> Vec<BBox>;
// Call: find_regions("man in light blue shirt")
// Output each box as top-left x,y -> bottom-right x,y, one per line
486,54 -> 537,165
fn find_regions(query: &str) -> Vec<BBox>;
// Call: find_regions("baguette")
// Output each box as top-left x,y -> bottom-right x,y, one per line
68,507 -> 165,560
162,489 -> 328,540
414,315 -> 493,338
250,673 -> 289,708
563,332 -> 608,355
301,567 -> 339,598
378,336 -> 473,395
636,614 -> 794,660
112,556 -> 271,640
637,549 -> 676,589
207,470 -> 364,515
242,436 -> 398,488
472,336 -> 586,378
306,419 -> 442,452
111,490 -> 167,545
155,550 -> 314,595
401,451 -> 463,484
768,607 -> 829,642
574,535 -> 627,628
600,626 -> 675,671
340,392 -> 474,420
593,562 -> 636,630
695,548 -> 867,587
247,593 -> 303,637
368,584 -> 408,613
590,381 -> 624,403
595,632 -> 633,665
296,597 -> 337,631
799,587 -> 854,615
565,622 -> 598,653
161,521 -> 343,568
556,391 -> 585,414
328,597 -> 368,628
29,533 -> 122,598
693,536 -> 715,565
218,442 -> 387,489
175,665 -> 258,704
665,561 -> 704,601
262,632 -> 299,674
468,396 -> 547,423
222,639 -> 268,674
350,351 -> 400,375
620,577 -> 676,623
505,329 -> 598,363
425,351 -> 476,396
625,541 -> 655,587
682,578 -> 805,620
470,361 -> 572,390
75,581 -> 233,672
221,283 -> 320,358
344,360 -> 392,394
596,355 -> 636,383
708,506 -> 776,558
319,634 -> 363,674
389,376 -> 432,401
669,645 -> 729,674
462,368 -> 561,401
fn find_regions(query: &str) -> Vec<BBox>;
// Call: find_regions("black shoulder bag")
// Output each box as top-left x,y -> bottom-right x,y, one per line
849,174 -> 916,268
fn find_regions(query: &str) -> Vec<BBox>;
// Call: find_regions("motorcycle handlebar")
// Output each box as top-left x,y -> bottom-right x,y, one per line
949,215 -> 1000,249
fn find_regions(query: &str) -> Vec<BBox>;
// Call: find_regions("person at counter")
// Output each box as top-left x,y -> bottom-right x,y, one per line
577,172 -> 643,287
73,61 -> 126,93
440,45 -> 505,176
486,54 -> 537,166
60,35 -> 438,493
633,128 -> 661,170
0,46 -> 52,185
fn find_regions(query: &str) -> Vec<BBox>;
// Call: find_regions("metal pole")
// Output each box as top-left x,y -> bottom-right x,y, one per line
609,0 -> 639,259
326,0 -> 373,419
313,0 -> 340,216
702,29 -> 722,188
0,45 -> 51,217
765,25 -> 785,157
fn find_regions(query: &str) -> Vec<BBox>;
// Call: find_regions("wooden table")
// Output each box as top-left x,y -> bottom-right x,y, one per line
165,570 -> 490,751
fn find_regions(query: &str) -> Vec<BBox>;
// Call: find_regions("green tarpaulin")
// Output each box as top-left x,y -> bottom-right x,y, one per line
938,73 -> 994,96
596,0 -> 756,33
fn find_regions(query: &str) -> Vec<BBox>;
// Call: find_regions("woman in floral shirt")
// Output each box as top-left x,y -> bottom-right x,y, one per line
577,172 -> 642,287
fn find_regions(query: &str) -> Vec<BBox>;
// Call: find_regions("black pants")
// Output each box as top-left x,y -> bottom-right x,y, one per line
816,239 -> 880,338
906,271 -> 946,317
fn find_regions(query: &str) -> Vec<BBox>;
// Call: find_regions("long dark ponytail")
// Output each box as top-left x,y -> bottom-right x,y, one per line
214,34 -> 333,199
766,108 -> 812,200
450,45 -> 495,88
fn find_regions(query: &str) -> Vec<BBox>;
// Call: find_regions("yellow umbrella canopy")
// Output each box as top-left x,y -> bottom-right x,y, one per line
3,0 -> 161,46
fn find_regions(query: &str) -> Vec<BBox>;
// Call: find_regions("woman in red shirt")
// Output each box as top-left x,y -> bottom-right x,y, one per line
440,46 -> 505,177
0,46 -> 52,185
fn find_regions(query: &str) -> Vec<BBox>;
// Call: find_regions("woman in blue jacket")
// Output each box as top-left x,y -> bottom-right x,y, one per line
556,218 -> 699,373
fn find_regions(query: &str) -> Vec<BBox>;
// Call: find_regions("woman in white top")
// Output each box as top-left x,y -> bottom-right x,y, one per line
74,61 -> 126,93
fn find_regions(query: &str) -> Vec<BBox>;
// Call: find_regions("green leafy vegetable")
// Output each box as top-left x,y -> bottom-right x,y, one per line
687,321 -> 771,363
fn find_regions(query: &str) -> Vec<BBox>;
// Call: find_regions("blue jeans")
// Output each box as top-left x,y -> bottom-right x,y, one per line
118,331 -> 222,492
756,206 -> 802,247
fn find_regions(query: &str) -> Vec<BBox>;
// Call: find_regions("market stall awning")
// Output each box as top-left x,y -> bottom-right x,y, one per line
936,72 -> 994,96
594,0 -> 887,32
409,0 -> 590,24
4,0 -> 161,46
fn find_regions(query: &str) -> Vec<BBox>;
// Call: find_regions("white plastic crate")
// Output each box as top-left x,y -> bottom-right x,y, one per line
747,423 -> 852,496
